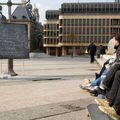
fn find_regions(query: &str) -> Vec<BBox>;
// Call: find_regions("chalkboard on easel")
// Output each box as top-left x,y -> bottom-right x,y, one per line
0,23 -> 29,59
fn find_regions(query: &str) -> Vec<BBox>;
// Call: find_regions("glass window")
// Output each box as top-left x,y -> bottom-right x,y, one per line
75,19 -> 78,26
83,19 -> 86,26
66,19 -> 70,26
79,19 -> 82,26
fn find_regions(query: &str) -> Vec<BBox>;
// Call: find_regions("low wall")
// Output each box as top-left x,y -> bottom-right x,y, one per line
96,54 -> 116,67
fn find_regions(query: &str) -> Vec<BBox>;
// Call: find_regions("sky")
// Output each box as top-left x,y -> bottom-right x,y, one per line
1,0 -> 114,24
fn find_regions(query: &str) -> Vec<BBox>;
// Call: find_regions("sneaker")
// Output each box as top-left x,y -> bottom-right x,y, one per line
95,98 -> 109,107
87,86 -> 98,91
91,87 -> 106,95
97,87 -> 106,95
90,90 -> 99,96
98,106 -> 120,119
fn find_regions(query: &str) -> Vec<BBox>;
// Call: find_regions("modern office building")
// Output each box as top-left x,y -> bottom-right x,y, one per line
44,10 -> 60,55
44,2 -> 120,56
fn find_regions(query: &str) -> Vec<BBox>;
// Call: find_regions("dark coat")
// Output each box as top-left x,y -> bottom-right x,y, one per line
100,47 -> 106,54
115,45 -> 120,62
87,44 -> 97,54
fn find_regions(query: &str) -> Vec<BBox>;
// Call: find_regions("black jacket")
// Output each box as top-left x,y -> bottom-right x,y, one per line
87,44 -> 97,54
115,45 -> 120,62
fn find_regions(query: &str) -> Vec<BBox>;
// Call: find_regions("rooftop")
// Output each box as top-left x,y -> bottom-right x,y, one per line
46,10 -> 60,20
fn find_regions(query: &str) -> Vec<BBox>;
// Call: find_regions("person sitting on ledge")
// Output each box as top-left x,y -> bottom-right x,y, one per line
80,58 -> 114,95
94,33 -> 120,116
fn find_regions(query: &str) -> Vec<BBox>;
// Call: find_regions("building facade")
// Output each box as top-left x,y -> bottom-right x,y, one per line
44,2 -> 120,56
11,2 -> 41,52
44,10 -> 60,55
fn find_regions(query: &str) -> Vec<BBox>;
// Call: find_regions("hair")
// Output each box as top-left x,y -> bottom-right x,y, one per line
115,33 -> 120,43
91,41 -> 94,44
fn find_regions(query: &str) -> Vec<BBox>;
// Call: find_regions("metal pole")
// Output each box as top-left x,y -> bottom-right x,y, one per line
0,0 -> 30,76
8,1 -> 11,22
7,0 -> 17,76
0,0 -> 30,6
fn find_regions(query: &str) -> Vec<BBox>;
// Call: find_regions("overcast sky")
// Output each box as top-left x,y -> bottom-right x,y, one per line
1,0 -> 114,24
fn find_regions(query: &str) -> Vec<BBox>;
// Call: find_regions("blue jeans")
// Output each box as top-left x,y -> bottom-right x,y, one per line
91,69 -> 109,86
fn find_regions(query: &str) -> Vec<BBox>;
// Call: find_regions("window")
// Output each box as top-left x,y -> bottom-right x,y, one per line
75,19 -> 78,26
66,19 -> 70,26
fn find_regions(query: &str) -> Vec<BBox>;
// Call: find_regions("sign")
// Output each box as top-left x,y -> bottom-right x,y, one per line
0,23 -> 29,59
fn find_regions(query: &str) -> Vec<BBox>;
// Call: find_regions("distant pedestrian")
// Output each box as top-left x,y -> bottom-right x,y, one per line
87,42 -> 97,63
99,45 -> 106,56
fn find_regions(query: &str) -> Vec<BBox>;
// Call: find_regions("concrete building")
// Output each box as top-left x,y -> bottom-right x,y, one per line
44,10 -> 60,56
44,2 -> 120,56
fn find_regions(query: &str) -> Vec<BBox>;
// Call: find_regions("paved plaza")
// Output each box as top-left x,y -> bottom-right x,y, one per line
0,56 -> 100,120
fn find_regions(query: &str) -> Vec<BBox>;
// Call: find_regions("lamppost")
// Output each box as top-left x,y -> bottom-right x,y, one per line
70,34 -> 76,58
0,0 -> 30,76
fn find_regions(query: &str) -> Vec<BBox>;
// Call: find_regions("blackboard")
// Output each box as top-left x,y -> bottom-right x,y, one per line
0,23 -> 29,59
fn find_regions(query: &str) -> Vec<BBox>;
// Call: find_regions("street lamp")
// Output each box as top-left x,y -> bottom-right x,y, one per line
0,0 -> 30,76
70,34 -> 76,58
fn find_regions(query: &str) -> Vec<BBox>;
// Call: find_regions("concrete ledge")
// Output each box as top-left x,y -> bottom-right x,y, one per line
96,54 -> 115,67
96,58 -> 105,67
103,54 -> 115,60
30,52 -> 51,58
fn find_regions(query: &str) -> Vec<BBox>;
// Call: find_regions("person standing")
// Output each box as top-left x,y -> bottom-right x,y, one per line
87,42 -> 97,63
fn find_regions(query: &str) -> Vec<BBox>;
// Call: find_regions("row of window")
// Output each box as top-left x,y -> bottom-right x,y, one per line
59,27 -> 111,34
111,28 -> 120,34
60,19 -> 120,26
46,14 -> 59,19
46,10 -> 59,19
44,28 -> 120,35
44,24 -> 59,30
44,36 -> 111,44
44,38 -> 59,44
44,20 -> 120,31
62,3 -> 120,10
44,28 -> 120,40
60,36 -> 110,43
61,3 -> 120,13
44,20 -> 120,28
44,31 -> 59,37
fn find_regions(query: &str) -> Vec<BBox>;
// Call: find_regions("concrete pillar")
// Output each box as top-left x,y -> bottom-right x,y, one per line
73,47 -> 76,56
56,47 -> 58,56
46,47 -> 50,55
62,47 -> 66,56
